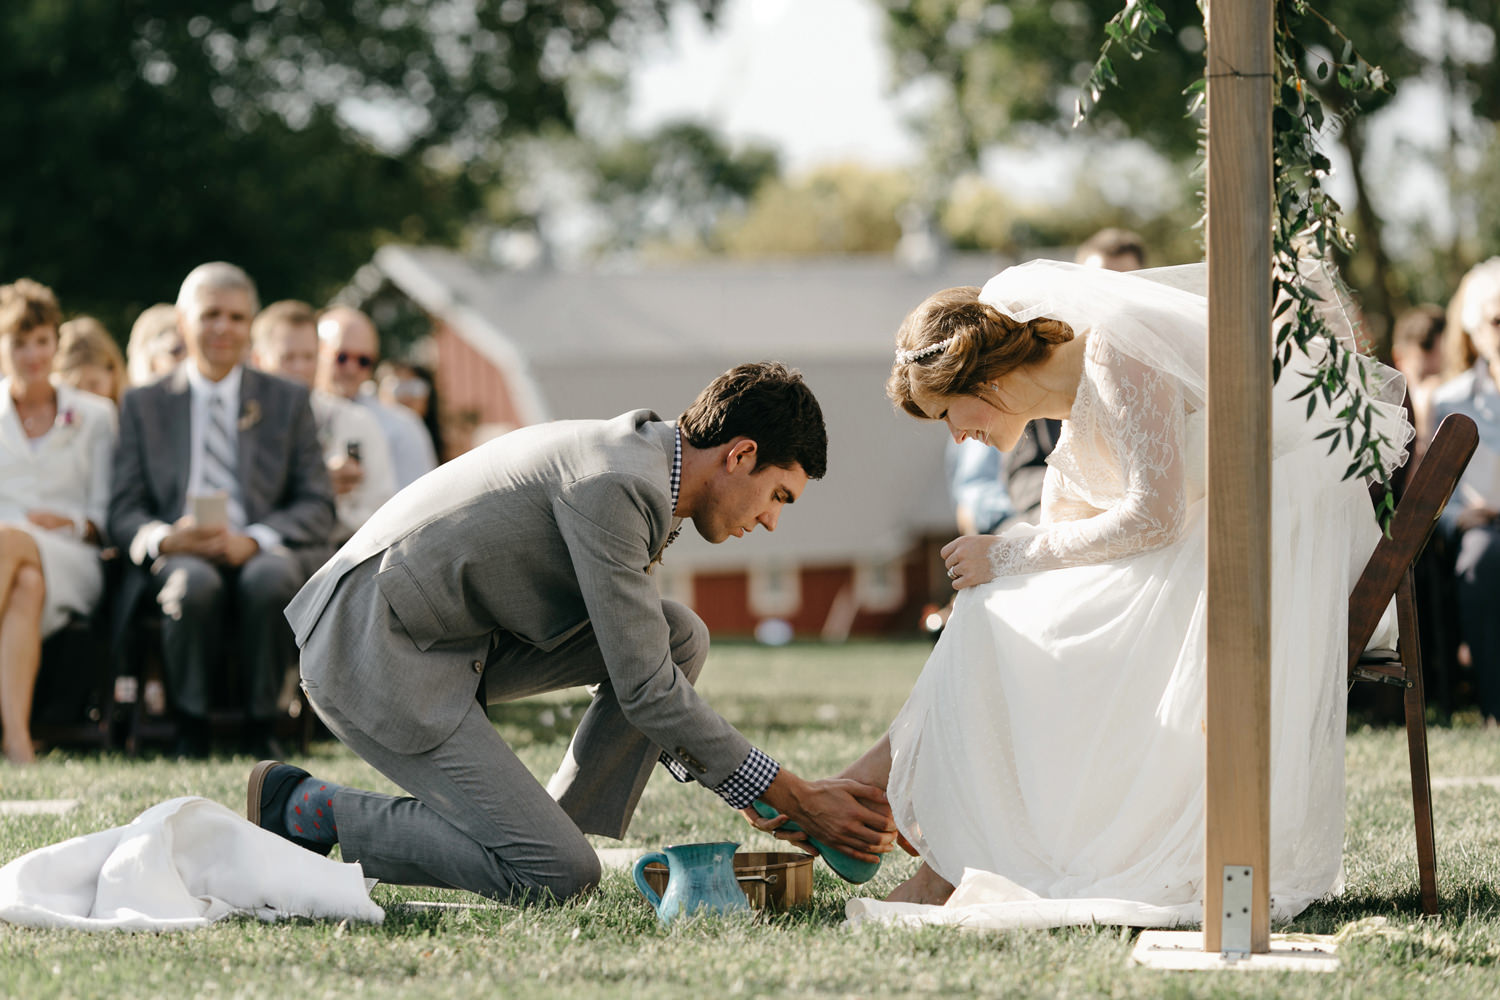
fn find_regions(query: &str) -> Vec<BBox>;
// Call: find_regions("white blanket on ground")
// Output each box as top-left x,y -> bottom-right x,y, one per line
845,868 -> 1195,931
0,796 -> 384,931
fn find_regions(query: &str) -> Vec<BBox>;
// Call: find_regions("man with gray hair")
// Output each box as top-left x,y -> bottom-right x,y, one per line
108,262 -> 334,758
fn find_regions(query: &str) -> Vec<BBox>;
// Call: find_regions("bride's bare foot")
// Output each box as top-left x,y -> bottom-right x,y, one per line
885,862 -> 954,905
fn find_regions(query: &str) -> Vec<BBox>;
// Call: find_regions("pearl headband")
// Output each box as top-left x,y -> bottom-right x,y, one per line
894,336 -> 955,366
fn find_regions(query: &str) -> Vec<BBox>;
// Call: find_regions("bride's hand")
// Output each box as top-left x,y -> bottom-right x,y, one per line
940,534 -> 996,589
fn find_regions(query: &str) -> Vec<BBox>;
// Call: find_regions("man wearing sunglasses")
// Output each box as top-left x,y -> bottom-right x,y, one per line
316,306 -> 437,490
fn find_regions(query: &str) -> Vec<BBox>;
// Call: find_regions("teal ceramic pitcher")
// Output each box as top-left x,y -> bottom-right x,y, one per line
633,841 -> 751,925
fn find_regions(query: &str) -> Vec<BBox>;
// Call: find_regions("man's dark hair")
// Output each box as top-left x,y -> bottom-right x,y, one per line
679,362 -> 827,479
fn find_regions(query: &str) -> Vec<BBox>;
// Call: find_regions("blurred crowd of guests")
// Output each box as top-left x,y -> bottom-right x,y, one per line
0,262 -> 446,764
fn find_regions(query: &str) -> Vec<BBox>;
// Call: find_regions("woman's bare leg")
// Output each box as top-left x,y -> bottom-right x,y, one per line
840,733 -> 893,789
0,529 -> 46,765
0,525 -> 35,615
845,733 -> 956,902
885,862 -> 955,905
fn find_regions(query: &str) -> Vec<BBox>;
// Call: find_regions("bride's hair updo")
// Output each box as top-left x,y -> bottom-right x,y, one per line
887,285 -> 1074,418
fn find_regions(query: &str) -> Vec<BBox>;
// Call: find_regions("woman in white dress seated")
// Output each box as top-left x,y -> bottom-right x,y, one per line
0,280 -> 117,764
834,260 -> 1407,929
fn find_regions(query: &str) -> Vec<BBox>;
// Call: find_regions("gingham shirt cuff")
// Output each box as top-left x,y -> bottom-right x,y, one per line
657,747 -> 781,810
659,751 -> 692,783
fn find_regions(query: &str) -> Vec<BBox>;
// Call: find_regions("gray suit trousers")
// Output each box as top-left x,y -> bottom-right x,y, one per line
305,600 -> 709,902
151,550 -> 303,720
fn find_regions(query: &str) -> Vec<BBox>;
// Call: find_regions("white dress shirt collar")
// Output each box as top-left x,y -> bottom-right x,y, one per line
184,361 -> 244,406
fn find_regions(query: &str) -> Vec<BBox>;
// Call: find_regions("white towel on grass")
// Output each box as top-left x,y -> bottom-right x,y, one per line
0,796 -> 383,931
845,868 -> 1195,931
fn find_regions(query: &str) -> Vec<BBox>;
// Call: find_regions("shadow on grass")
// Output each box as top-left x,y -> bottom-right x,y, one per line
1295,882 -> 1500,935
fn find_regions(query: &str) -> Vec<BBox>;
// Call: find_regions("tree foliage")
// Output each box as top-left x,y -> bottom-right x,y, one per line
1,0 -> 717,336
720,165 -> 915,258
879,0 -> 1500,320
882,0 -> 1208,162
588,121 -> 779,254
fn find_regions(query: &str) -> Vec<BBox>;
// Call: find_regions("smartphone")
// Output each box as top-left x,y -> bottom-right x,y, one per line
188,492 -> 229,528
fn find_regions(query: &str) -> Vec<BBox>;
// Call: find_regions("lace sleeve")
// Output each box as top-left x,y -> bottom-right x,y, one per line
986,338 -> 1188,577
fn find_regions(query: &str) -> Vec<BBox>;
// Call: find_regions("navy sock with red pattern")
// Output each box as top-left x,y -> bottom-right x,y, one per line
283,776 -> 341,846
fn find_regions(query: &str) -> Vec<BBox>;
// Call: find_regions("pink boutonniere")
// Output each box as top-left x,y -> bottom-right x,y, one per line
238,400 -> 262,431
60,407 -> 76,427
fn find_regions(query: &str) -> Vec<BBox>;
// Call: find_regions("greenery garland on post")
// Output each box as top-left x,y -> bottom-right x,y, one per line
1077,0 -> 1400,524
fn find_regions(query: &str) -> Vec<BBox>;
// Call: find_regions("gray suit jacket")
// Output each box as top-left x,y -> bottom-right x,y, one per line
108,365 -> 335,563
286,410 -> 753,782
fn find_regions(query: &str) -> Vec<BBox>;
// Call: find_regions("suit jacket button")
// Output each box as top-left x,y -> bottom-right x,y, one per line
472,660 -> 483,674
675,747 -> 707,773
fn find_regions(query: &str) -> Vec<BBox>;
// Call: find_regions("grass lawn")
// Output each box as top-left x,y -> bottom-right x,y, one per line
2,639 -> 1499,999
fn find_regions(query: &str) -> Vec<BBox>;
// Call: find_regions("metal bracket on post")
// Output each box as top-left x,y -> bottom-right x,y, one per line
1132,861 -> 1337,970
1220,865 -> 1253,959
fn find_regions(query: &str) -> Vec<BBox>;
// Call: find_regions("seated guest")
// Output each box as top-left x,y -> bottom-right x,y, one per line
125,303 -> 185,386
378,359 -> 445,462
947,439 -> 1012,537
250,300 -> 395,545
317,306 -> 437,488
1432,257 -> 1500,726
108,263 -> 333,757
0,279 -> 116,764
1390,304 -> 1447,462
57,315 -> 127,406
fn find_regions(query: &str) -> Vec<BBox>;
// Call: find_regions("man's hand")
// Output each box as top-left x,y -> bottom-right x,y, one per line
159,517 -> 229,558
25,509 -> 74,533
326,454 -> 364,497
219,532 -> 260,567
941,534 -> 998,590
756,772 -> 896,863
1456,505 -> 1498,533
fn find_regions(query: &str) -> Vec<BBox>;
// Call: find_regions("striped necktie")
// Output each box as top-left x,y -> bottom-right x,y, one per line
202,390 -> 239,498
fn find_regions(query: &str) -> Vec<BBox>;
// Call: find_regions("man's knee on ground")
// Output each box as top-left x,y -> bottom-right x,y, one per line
502,845 -> 602,903
661,599 -> 709,682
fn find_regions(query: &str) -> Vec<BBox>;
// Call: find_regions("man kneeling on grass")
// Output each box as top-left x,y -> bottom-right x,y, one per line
249,362 -> 896,901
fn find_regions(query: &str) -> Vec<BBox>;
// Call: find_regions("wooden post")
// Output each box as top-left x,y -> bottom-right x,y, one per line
1203,0 -> 1274,954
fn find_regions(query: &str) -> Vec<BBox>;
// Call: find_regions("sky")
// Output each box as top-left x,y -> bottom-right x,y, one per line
617,0 -> 1481,262
620,0 -> 1176,213
627,0 -> 919,174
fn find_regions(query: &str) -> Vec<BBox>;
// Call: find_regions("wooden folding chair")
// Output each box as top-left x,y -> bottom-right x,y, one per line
1346,411 -> 1479,916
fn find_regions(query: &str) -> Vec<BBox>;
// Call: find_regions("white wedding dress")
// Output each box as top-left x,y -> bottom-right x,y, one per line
848,261 -> 1410,931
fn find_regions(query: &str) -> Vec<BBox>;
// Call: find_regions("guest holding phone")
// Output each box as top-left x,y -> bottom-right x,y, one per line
250,299 -> 395,549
